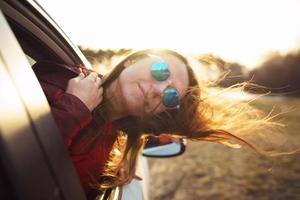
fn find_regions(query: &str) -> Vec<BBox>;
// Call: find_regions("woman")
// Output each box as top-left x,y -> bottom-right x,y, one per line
33,49 -> 284,199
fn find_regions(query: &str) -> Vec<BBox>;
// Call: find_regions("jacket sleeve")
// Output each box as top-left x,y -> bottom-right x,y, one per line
32,61 -> 94,147
51,90 -> 93,147
40,81 -> 93,147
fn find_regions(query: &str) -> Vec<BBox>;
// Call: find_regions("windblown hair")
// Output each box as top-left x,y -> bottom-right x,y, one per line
90,49 -> 293,191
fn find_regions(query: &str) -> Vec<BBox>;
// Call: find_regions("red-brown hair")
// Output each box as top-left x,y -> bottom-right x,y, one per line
89,49 -> 295,190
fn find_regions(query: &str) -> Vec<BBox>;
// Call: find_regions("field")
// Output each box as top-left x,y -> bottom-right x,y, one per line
148,97 -> 300,200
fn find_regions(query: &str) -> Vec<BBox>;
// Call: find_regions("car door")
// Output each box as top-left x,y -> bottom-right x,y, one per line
0,8 -> 86,200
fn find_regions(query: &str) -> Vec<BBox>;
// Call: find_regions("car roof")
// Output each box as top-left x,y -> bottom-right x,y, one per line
1,0 -> 92,68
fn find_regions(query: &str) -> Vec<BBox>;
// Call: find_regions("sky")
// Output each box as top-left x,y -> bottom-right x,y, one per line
37,0 -> 300,68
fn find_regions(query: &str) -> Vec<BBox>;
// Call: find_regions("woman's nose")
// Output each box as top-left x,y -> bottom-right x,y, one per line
152,80 -> 172,96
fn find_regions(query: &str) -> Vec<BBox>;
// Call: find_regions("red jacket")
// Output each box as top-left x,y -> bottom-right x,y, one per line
33,61 -> 118,195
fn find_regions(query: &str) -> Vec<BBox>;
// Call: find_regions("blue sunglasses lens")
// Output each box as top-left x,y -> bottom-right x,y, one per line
162,88 -> 180,109
151,61 -> 170,81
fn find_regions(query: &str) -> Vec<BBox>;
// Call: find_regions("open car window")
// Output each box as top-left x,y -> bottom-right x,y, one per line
7,16 -> 61,63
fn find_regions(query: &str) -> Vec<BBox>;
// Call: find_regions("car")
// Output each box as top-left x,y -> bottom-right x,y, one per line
0,1 -> 186,199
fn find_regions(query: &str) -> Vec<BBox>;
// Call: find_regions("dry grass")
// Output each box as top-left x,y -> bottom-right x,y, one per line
148,97 -> 300,200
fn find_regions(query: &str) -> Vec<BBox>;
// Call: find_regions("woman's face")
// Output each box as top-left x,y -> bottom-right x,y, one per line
117,54 -> 189,116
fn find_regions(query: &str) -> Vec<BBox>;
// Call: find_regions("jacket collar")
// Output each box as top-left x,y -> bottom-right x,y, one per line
33,60 -> 80,90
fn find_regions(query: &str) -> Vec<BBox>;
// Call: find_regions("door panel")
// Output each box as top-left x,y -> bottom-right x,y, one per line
0,10 -> 86,200
0,43 -> 60,200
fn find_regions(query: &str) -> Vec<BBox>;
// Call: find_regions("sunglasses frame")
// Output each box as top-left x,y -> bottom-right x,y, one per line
149,56 -> 181,110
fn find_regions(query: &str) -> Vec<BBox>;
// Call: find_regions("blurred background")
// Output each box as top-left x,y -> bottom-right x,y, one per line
38,0 -> 300,199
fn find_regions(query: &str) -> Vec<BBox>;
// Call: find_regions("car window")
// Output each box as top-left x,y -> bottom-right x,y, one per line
6,17 -> 62,64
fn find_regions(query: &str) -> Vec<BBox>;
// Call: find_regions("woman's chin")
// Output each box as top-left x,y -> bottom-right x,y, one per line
126,102 -> 144,116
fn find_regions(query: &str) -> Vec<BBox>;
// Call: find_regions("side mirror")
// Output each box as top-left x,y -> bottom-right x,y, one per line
142,139 -> 186,158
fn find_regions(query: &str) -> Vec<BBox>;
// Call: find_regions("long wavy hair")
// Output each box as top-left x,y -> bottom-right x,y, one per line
87,49 -> 294,190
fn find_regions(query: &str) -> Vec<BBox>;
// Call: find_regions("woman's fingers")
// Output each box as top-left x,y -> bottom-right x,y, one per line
98,92 -> 103,104
99,95 -> 103,104
99,86 -> 103,95
86,72 -> 98,81
95,76 -> 102,88
95,77 -> 103,105
77,72 -> 85,80
66,71 -> 103,111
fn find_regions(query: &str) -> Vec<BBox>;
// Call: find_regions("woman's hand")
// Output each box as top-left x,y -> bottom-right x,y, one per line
66,72 -> 103,111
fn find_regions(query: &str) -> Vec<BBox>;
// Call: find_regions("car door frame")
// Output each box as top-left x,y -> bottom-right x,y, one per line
0,8 -> 86,200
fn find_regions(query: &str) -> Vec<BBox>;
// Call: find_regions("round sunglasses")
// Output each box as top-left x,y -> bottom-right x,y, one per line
150,60 -> 180,109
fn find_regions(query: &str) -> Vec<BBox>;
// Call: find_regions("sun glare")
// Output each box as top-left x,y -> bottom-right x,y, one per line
38,0 -> 300,68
